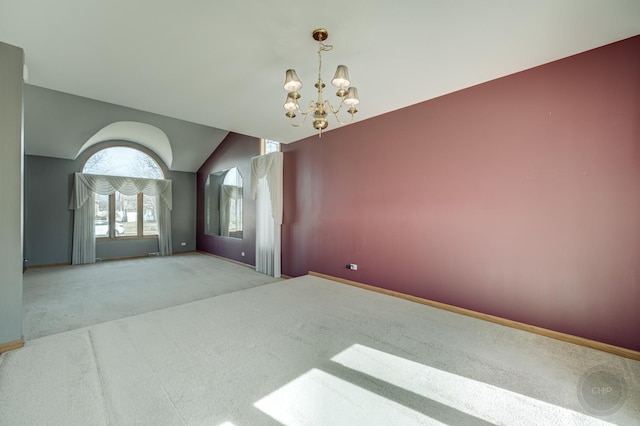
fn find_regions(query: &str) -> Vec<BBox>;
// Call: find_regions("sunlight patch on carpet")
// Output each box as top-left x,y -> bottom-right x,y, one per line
254,368 -> 443,426
331,344 -> 613,426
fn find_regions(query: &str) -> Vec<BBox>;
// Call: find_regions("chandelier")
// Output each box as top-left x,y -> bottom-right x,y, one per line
283,28 -> 360,137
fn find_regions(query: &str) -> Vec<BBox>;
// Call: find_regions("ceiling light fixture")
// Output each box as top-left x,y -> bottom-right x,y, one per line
283,28 -> 360,137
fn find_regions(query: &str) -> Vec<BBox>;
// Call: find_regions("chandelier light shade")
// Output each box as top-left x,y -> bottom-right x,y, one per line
331,65 -> 350,95
283,28 -> 360,137
283,69 -> 303,93
344,87 -> 360,106
283,93 -> 299,112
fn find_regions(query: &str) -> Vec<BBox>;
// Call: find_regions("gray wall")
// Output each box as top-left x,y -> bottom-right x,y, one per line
24,84 -> 228,172
24,155 -> 75,265
25,152 -> 197,266
0,42 -> 24,345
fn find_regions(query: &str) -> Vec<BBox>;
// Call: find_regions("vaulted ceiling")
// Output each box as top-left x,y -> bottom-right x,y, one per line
2,1 -> 639,170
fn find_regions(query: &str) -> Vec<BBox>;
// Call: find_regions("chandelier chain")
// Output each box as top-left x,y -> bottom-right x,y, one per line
317,39 -> 332,82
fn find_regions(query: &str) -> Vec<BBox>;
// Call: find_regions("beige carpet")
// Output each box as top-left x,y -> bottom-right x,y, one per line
22,253 -> 281,340
2,272 -> 639,425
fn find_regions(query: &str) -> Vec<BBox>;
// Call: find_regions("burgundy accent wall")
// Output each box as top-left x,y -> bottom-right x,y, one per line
282,36 -> 640,352
196,133 -> 260,264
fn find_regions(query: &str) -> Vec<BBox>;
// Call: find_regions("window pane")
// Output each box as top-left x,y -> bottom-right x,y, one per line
83,146 -> 163,179
94,193 -> 109,237
115,192 -> 138,237
265,140 -> 280,154
143,195 -> 158,236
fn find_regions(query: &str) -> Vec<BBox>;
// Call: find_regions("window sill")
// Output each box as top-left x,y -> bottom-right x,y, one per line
96,235 -> 159,241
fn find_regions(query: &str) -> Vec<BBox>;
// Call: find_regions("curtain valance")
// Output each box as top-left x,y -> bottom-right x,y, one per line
70,173 -> 172,211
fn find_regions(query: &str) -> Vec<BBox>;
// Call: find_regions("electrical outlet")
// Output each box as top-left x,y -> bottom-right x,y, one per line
180,242 -> 186,246
346,263 -> 358,271
241,252 -> 245,256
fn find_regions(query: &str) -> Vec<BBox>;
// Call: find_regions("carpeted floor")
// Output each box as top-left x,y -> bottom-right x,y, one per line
22,253 -> 281,340
2,263 -> 639,425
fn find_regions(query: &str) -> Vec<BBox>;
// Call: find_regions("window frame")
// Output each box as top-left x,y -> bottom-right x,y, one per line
97,193 -> 159,241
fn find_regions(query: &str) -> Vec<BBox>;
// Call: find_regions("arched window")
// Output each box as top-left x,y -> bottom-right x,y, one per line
83,146 -> 164,239
83,146 -> 164,178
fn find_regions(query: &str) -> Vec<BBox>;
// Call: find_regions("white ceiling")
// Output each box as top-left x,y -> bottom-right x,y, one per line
2,1 -> 640,154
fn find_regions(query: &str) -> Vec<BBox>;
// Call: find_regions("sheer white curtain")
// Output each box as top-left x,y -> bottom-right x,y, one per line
72,191 -> 96,264
70,173 -> 173,265
251,152 -> 283,277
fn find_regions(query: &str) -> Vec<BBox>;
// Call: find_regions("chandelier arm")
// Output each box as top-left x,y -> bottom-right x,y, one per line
325,97 -> 345,115
287,116 -> 308,127
324,99 -> 356,125
299,99 -> 317,117
287,100 -> 316,127
329,108 -> 356,126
